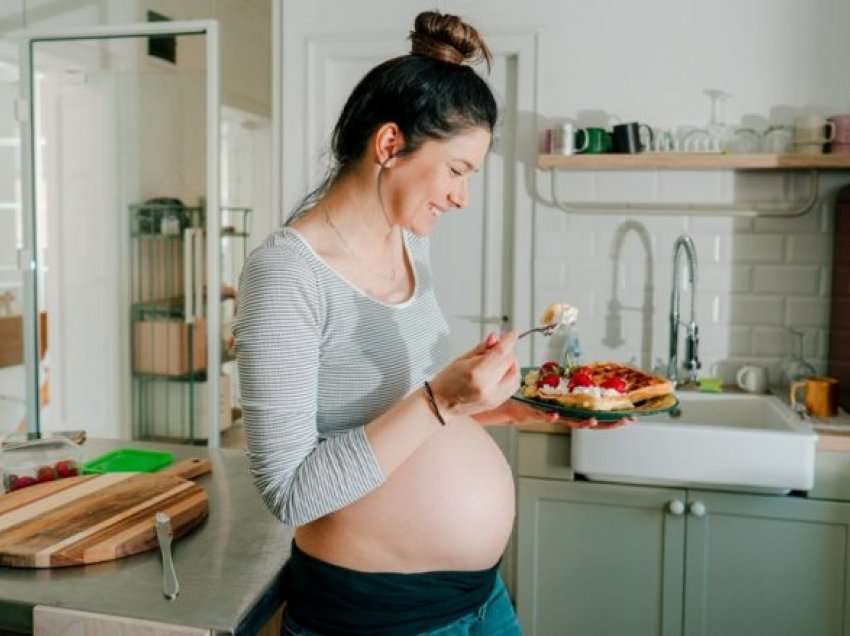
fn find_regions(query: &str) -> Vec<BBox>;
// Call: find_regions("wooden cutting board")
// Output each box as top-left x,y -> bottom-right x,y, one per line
0,457 -> 211,568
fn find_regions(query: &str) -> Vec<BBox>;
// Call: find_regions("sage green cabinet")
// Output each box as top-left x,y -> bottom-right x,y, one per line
516,479 -> 686,636
683,489 -> 850,636
517,478 -> 850,636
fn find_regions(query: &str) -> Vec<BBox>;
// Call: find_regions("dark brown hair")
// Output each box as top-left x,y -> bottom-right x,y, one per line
287,11 -> 497,222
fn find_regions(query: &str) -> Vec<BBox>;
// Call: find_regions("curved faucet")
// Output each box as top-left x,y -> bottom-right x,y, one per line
668,235 -> 700,386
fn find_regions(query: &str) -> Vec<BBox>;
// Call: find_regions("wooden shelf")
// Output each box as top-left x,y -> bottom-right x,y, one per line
538,153 -> 850,171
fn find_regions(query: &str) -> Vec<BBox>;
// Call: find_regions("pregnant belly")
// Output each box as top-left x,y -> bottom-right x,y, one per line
294,418 -> 515,573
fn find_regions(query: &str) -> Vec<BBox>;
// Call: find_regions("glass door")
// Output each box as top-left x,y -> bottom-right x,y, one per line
0,54 -> 28,440
19,21 -> 223,446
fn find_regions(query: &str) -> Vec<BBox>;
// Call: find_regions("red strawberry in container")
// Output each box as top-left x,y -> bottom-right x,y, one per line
36,465 -> 57,483
54,460 -> 78,479
10,475 -> 37,491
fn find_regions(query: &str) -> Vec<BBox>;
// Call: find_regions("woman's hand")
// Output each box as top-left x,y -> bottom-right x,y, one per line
429,331 -> 521,418
473,399 -> 634,430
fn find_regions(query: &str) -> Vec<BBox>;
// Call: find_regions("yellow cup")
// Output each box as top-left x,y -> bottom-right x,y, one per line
790,376 -> 839,418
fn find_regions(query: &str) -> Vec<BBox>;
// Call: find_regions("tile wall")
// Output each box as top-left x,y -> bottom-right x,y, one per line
534,170 -> 847,385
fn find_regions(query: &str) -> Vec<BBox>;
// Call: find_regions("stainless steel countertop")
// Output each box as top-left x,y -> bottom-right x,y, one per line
0,438 -> 293,635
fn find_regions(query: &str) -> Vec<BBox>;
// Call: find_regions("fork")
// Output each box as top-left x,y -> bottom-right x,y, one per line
517,323 -> 558,340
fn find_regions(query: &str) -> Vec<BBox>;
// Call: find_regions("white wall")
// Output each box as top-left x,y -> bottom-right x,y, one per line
280,0 -> 850,384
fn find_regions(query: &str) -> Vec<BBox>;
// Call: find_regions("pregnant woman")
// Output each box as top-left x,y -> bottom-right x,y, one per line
236,11 -> 606,635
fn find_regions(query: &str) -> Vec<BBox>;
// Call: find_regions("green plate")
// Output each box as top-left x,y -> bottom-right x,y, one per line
512,366 -> 680,422
82,448 -> 174,474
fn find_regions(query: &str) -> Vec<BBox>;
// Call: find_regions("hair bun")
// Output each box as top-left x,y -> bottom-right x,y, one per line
409,11 -> 492,71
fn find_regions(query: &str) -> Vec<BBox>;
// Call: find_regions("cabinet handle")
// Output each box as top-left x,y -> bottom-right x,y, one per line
667,499 -> 685,516
689,501 -> 707,517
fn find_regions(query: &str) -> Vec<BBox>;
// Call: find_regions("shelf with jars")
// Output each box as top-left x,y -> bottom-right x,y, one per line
129,200 -> 250,444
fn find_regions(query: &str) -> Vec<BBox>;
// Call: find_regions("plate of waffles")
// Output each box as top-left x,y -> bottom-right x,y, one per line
513,362 -> 679,422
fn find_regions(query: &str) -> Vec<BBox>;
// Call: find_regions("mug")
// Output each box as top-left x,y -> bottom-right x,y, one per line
793,115 -> 836,144
612,122 -> 654,153
828,114 -> 850,143
737,365 -> 769,394
790,376 -> 839,418
555,123 -> 590,155
577,127 -> 612,154
793,142 -> 825,155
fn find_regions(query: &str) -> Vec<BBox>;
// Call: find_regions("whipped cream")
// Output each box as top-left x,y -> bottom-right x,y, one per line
540,303 -> 578,327
569,386 -> 623,398
536,378 -> 623,399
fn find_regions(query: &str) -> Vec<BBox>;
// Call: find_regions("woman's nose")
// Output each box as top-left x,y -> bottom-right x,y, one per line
448,182 -> 468,209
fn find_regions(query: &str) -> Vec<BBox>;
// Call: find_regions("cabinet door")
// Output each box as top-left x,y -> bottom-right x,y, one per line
684,490 -> 850,636
517,478 -> 686,636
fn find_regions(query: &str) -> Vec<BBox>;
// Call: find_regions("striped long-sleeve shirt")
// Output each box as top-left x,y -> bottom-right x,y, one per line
234,227 -> 451,526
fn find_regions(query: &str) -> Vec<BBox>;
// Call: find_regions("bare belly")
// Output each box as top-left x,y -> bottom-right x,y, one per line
294,417 -> 515,573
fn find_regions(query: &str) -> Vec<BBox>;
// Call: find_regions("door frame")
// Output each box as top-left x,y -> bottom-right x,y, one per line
17,20 -> 223,446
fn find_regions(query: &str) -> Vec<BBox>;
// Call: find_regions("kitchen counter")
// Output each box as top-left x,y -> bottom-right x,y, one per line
0,438 -> 293,635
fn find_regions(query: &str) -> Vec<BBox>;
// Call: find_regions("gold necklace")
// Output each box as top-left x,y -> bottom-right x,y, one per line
323,208 -> 399,283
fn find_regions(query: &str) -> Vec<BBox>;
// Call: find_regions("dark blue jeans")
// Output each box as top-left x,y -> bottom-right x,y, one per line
281,574 -> 523,635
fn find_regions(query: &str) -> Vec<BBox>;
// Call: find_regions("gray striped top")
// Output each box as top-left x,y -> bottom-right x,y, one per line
234,227 -> 451,526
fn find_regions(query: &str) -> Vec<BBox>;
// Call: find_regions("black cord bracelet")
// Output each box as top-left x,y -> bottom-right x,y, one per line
423,381 -> 447,426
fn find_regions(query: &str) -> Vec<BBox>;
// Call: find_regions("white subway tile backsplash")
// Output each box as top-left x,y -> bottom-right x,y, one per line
534,161 -> 834,378
730,326 -> 753,356
753,208 -> 822,233
785,298 -> 829,327
731,234 -> 785,263
593,172 -> 656,203
700,264 -> 751,293
820,266 -> 832,297
752,266 -> 820,294
727,296 -> 784,325
752,327 -> 791,356
535,257 -> 569,289
786,234 -> 833,264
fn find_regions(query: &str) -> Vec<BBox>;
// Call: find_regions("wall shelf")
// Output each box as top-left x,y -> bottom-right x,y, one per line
538,152 -> 850,171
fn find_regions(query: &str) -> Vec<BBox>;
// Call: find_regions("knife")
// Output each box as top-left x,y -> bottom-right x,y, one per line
155,512 -> 180,600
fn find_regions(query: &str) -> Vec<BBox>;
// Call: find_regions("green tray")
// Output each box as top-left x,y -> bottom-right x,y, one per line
82,448 -> 174,474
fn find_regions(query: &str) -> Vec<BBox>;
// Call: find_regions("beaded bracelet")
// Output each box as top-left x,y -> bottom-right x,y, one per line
423,381 -> 447,426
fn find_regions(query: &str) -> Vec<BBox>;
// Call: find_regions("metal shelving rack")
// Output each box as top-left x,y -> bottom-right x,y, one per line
129,202 -> 250,444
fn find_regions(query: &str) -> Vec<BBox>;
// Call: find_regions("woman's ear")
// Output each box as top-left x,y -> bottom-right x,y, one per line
373,123 -> 405,167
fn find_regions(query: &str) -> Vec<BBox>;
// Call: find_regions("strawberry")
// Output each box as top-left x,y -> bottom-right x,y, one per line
36,466 -> 56,483
600,377 -> 627,393
539,361 -> 561,375
54,460 -> 78,479
537,373 -> 561,388
569,371 -> 594,389
13,476 -> 37,490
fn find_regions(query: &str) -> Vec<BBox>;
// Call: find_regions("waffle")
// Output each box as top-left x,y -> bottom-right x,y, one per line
522,362 -> 674,412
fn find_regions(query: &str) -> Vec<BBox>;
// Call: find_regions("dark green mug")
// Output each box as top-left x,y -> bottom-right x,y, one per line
577,127 -> 613,154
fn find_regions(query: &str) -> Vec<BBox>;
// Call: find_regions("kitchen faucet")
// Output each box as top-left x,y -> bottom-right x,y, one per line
668,235 -> 700,386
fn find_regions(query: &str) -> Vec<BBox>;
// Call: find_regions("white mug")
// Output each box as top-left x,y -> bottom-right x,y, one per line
555,123 -> 590,155
737,365 -> 769,394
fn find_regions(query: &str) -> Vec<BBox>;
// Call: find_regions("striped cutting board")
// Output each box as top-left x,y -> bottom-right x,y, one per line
0,457 -> 211,568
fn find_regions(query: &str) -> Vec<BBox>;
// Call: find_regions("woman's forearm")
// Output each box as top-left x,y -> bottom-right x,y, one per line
364,388 -> 454,476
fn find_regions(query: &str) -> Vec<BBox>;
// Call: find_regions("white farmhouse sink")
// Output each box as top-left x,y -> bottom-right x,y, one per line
571,392 -> 817,494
